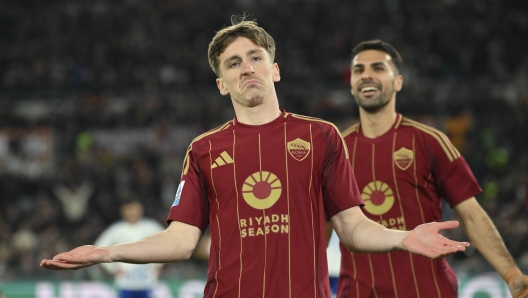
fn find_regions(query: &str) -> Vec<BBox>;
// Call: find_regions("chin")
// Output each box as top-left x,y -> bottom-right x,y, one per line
246,99 -> 265,107
244,94 -> 265,107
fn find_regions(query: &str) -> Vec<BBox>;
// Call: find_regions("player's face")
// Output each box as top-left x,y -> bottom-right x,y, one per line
215,37 -> 280,108
350,50 -> 402,113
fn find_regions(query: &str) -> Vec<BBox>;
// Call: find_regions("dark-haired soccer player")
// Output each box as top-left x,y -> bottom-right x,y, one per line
338,39 -> 528,298
40,18 -> 470,298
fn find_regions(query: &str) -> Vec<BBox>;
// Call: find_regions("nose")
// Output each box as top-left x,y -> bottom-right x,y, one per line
242,62 -> 255,75
360,69 -> 373,80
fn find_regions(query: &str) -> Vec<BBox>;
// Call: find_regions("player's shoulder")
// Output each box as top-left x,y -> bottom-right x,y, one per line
399,116 -> 448,140
189,121 -> 233,147
287,113 -> 341,133
341,123 -> 360,138
400,116 -> 461,161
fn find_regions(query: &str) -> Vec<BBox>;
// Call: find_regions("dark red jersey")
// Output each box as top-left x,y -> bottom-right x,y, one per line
339,114 -> 482,298
168,111 -> 363,298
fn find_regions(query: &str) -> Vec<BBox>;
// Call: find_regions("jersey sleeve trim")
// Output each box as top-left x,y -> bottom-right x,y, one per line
181,121 -> 232,176
290,113 -> 349,159
401,118 -> 461,162
341,123 -> 359,138
393,113 -> 404,129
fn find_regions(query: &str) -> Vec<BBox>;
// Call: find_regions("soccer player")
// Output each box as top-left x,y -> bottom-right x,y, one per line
94,200 -> 164,298
338,39 -> 528,298
40,18 -> 471,297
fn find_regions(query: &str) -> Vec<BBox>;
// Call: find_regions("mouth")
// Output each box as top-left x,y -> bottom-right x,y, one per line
358,86 -> 380,97
242,79 -> 261,89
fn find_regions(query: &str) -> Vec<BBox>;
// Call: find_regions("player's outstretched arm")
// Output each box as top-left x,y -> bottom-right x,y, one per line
331,206 -> 469,259
40,221 -> 202,270
454,197 -> 528,298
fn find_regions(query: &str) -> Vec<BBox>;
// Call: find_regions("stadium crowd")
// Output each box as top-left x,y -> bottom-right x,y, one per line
0,0 -> 527,281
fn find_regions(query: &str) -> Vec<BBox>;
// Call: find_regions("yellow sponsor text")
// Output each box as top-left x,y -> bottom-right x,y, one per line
239,214 -> 289,238
376,216 -> 406,230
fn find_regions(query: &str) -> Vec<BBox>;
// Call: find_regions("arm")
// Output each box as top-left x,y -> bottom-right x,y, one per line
330,206 -> 469,258
325,221 -> 334,248
192,233 -> 211,261
93,225 -> 120,274
454,197 -> 528,298
40,221 -> 202,270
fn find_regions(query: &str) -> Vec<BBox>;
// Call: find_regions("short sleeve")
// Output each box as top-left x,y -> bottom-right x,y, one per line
166,144 -> 210,232
321,124 -> 364,218
428,132 -> 482,207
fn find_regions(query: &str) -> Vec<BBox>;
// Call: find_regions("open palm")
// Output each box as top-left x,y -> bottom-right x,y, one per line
402,221 -> 469,259
40,245 -> 110,270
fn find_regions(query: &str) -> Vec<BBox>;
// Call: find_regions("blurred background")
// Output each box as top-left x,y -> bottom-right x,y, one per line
0,0 -> 527,297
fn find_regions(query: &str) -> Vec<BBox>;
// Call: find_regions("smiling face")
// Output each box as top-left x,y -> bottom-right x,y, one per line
350,49 -> 403,113
215,37 -> 280,108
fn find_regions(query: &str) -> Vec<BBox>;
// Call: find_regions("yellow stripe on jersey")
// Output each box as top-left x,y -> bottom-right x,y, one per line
394,114 -> 403,129
283,123 -> 292,297
341,123 -> 359,138
208,140 -> 222,298
308,124 -> 317,296
215,157 -> 226,166
232,130 -> 242,298
401,118 -> 461,162
387,253 -> 398,298
181,121 -> 232,176
181,146 -> 193,177
221,151 -> 234,163
291,114 -> 350,159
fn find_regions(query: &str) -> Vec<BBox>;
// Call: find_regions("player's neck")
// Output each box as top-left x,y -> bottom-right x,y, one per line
359,104 -> 397,139
232,95 -> 282,125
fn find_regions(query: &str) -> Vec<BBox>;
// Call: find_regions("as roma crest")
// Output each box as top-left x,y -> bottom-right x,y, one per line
287,138 -> 311,161
393,147 -> 414,170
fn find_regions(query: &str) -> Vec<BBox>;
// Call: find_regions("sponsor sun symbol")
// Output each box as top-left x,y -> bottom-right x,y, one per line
242,171 -> 282,209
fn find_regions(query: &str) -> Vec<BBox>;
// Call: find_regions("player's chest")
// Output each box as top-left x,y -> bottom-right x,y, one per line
200,133 -> 325,199
347,136 -> 432,188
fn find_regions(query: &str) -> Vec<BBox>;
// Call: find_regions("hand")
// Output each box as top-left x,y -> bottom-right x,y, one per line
401,221 -> 469,259
505,268 -> 528,298
40,245 -> 110,270
509,276 -> 528,298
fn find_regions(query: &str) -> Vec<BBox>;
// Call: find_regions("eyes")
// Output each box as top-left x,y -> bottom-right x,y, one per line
228,56 -> 262,69
352,65 -> 386,74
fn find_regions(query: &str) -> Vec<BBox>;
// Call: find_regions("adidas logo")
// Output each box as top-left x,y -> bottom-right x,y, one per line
211,151 -> 233,169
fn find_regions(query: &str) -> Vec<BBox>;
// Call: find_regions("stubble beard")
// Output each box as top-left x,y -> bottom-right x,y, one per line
354,93 -> 391,113
352,83 -> 394,113
236,88 -> 266,108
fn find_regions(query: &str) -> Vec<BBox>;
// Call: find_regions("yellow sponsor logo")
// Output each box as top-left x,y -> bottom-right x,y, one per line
240,172 -> 289,237
240,214 -> 289,238
362,181 -> 407,230
242,171 -> 282,210
376,216 -> 406,230
211,151 -> 233,169
362,181 -> 395,215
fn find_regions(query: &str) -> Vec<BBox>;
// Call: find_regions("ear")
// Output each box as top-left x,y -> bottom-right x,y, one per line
216,78 -> 230,96
272,63 -> 281,82
394,74 -> 403,92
